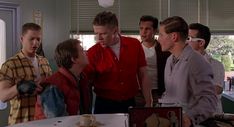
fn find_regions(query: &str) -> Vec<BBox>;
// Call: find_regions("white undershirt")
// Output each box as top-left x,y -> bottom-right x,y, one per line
27,56 -> 40,80
109,40 -> 120,60
142,43 -> 158,89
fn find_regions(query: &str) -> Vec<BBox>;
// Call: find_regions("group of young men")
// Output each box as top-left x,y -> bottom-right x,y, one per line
0,11 -> 223,127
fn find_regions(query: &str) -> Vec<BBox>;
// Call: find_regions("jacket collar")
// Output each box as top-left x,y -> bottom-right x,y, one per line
58,67 -> 77,86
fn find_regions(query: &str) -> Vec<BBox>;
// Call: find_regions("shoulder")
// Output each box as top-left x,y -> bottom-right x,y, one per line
44,71 -> 62,82
121,36 -> 141,45
37,55 -> 50,64
209,57 -> 225,70
210,57 -> 224,66
120,36 -> 143,53
188,51 -> 213,74
1,52 -> 23,68
87,43 -> 103,55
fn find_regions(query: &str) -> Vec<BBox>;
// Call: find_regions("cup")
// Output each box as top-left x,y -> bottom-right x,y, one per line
79,114 -> 96,126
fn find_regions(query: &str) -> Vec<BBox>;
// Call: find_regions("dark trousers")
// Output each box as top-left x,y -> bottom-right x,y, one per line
94,96 -> 135,114
135,89 -> 160,107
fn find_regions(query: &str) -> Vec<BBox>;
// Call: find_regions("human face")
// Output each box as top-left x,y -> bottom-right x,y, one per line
76,43 -> 88,69
21,30 -> 42,57
93,25 -> 118,47
188,29 -> 204,51
158,25 -> 174,52
139,21 -> 156,42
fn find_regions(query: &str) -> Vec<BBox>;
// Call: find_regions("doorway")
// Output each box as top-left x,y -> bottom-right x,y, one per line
0,2 -> 20,126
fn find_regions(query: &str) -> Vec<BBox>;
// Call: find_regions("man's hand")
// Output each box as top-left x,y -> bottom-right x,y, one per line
144,99 -> 153,107
183,114 -> 192,127
17,80 -> 36,95
35,79 -> 44,93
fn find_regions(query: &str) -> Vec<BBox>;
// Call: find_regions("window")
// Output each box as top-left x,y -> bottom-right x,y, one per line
207,35 -> 234,80
0,19 -> 6,67
74,33 -> 234,80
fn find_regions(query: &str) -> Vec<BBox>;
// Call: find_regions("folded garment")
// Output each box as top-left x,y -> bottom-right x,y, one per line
40,85 -> 68,118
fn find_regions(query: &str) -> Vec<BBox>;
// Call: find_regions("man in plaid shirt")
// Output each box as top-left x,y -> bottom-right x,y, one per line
0,23 -> 52,125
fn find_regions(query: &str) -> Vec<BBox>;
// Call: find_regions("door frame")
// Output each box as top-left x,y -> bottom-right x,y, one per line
0,2 -> 20,126
0,1 -> 20,57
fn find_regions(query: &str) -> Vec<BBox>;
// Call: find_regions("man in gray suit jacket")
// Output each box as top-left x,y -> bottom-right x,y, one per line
158,16 -> 217,127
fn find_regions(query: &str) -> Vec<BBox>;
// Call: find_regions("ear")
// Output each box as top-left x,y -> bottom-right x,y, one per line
71,57 -> 77,64
112,26 -> 119,34
170,32 -> 178,42
199,40 -> 205,48
20,36 -> 23,43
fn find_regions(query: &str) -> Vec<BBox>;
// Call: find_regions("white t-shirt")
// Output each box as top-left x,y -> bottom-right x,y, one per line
110,40 -> 120,60
142,43 -> 158,89
27,56 -> 40,80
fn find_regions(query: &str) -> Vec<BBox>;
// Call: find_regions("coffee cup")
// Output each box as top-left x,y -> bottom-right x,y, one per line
79,114 -> 96,126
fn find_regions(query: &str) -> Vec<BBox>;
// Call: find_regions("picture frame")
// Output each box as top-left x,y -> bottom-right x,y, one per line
128,107 -> 182,127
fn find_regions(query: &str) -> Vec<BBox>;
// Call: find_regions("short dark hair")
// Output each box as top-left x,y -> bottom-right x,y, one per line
160,16 -> 188,41
189,23 -> 211,49
54,39 -> 81,69
22,23 -> 41,35
139,15 -> 158,29
93,11 -> 118,28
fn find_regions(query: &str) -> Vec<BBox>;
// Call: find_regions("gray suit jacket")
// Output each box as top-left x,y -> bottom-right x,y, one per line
163,45 -> 217,125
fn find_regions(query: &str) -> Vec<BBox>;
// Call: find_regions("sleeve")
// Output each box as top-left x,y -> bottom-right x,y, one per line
79,74 -> 92,114
212,60 -> 225,88
39,85 -> 68,118
137,41 -> 147,68
187,56 -> 218,125
0,61 -> 15,84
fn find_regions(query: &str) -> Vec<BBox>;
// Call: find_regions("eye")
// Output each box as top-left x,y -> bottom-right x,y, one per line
187,37 -> 191,41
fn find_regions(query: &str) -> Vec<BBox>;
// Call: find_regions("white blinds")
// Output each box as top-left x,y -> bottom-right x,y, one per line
169,0 -> 199,24
71,0 -> 119,33
72,0 -> 234,33
119,0 -> 160,33
207,0 -> 234,32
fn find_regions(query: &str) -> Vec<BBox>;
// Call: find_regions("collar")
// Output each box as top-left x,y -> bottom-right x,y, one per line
18,50 -> 40,60
58,67 -> 84,85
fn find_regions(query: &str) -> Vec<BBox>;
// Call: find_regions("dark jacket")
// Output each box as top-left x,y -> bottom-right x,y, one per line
154,41 -> 171,96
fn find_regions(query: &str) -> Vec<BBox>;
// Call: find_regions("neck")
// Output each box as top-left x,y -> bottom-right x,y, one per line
109,34 -> 120,47
171,42 -> 187,58
69,66 -> 82,78
22,50 -> 35,58
142,39 -> 156,48
200,49 -> 206,55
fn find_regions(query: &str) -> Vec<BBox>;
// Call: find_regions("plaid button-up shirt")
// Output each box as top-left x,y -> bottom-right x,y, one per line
0,51 -> 52,125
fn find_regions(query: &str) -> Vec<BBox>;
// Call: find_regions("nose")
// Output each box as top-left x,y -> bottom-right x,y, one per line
32,39 -> 41,46
140,29 -> 146,35
94,35 -> 99,41
95,34 -> 103,41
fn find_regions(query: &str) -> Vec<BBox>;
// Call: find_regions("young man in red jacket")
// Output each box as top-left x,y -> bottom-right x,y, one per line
84,11 -> 152,114
34,39 -> 91,119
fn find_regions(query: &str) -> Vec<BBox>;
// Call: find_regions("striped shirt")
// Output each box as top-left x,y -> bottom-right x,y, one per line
0,51 -> 52,125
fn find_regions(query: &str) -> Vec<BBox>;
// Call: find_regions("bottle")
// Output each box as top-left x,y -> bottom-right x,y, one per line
224,80 -> 230,91
230,77 -> 233,91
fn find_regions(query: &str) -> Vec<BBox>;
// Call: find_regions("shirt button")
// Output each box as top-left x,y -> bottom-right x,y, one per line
120,82 -> 124,85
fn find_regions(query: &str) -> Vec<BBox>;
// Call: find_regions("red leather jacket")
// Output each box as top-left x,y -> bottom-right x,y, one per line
34,67 -> 91,120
